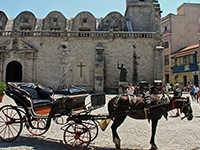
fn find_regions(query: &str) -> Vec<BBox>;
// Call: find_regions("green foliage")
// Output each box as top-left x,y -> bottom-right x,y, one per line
0,82 -> 7,96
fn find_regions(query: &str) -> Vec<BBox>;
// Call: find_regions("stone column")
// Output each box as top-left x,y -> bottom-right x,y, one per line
94,43 -> 104,93
154,45 -> 164,81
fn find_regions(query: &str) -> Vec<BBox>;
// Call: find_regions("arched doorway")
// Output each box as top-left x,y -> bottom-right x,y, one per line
6,61 -> 22,82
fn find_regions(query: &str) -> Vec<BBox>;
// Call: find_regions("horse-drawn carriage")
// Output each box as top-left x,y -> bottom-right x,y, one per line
0,82 -> 107,149
0,82 -> 194,150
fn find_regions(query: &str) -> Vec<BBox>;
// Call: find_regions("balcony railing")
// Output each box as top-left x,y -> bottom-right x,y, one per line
0,30 -> 160,39
172,64 -> 199,73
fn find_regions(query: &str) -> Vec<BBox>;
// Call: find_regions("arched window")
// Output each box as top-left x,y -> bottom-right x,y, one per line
164,42 -> 169,49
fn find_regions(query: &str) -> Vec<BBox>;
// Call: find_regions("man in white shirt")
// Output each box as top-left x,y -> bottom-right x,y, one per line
194,85 -> 199,102
126,84 -> 136,104
130,83 -> 135,94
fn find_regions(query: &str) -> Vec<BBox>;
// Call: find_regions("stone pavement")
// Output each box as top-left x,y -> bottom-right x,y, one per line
0,93 -> 200,150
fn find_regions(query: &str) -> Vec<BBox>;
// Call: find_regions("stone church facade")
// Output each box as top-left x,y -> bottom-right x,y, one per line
0,0 -> 163,93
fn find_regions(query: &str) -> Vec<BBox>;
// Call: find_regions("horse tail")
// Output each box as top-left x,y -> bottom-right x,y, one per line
108,97 -> 116,117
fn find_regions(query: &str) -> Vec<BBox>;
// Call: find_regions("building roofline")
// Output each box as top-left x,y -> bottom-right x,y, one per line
171,44 -> 199,56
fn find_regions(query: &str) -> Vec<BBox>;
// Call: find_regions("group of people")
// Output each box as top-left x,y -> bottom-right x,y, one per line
125,83 -> 139,96
172,83 -> 200,116
190,85 -> 200,102
125,83 -> 139,104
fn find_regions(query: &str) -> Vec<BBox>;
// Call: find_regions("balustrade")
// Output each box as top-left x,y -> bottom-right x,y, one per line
0,30 -> 159,39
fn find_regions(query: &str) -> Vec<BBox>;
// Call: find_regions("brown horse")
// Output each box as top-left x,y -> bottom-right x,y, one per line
108,94 -> 193,149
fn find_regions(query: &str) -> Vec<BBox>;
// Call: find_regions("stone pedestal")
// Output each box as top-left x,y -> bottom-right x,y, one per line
118,82 -> 128,94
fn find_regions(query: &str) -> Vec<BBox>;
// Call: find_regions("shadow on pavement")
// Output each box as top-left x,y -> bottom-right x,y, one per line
0,134 -> 150,150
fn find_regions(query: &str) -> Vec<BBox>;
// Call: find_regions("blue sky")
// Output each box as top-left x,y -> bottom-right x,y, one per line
0,0 -> 200,18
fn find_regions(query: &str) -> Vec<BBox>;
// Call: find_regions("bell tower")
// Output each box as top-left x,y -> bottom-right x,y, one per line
125,0 -> 161,32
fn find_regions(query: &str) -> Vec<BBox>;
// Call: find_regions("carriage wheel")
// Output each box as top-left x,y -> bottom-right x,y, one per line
63,122 -> 91,150
25,117 -> 48,136
82,120 -> 98,141
0,105 -> 23,142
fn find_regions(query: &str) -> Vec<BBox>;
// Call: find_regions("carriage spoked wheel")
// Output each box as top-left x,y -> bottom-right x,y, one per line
0,105 -> 23,142
63,122 -> 91,150
82,120 -> 98,142
25,117 -> 48,136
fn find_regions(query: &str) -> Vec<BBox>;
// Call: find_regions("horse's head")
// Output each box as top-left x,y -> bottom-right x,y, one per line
181,97 -> 193,121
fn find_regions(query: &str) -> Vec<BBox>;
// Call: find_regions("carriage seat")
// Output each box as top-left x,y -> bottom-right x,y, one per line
22,87 -> 53,107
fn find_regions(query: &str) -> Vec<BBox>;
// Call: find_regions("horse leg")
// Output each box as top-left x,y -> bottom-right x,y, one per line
111,116 -> 127,149
150,119 -> 158,150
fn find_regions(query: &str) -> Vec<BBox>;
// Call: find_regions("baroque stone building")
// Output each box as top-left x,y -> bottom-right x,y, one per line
0,0 -> 163,93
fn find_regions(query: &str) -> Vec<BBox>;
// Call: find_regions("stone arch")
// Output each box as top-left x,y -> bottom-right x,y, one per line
72,11 -> 96,31
42,11 -> 66,31
98,12 -> 128,31
13,11 -> 37,30
0,11 -> 8,30
6,61 -> 22,82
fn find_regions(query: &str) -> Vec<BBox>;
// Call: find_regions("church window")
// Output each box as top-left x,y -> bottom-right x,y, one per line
165,55 -> 169,65
164,42 -> 169,48
83,18 -> 87,23
164,26 -> 167,32
23,18 -> 29,23
53,18 -> 58,22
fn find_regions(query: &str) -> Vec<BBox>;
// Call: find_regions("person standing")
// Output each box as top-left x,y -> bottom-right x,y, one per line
130,83 -> 135,94
190,85 -> 194,101
165,83 -> 170,97
173,83 -> 182,116
134,84 -> 139,96
194,85 -> 199,103
126,85 -> 132,104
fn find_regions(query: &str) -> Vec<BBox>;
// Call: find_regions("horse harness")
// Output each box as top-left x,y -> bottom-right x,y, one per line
114,95 -> 169,122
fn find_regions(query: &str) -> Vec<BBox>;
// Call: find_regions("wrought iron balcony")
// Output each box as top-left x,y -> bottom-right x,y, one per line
172,64 -> 199,73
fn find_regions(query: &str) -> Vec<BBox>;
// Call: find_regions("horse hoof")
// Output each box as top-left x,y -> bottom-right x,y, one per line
151,144 -> 158,150
113,138 -> 121,149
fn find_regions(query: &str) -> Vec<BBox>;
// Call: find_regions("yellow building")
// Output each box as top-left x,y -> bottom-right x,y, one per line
171,44 -> 199,88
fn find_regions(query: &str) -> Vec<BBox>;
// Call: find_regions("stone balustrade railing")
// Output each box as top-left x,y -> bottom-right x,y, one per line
0,30 -> 160,39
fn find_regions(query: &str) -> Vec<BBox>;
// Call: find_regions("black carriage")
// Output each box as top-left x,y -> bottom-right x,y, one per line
59,85 -> 88,95
0,82 -> 106,150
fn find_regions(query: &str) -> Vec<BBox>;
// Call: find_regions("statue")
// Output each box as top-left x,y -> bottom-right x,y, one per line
117,62 -> 127,82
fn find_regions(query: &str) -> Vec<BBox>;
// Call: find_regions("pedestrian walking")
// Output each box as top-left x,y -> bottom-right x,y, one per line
190,85 -> 194,101
194,85 -> 199,102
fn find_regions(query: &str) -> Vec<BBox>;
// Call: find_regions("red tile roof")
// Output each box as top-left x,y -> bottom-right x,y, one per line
171,44 -> 199,58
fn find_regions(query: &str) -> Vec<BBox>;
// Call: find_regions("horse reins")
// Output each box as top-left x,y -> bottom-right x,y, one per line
172,97 -> 175,109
